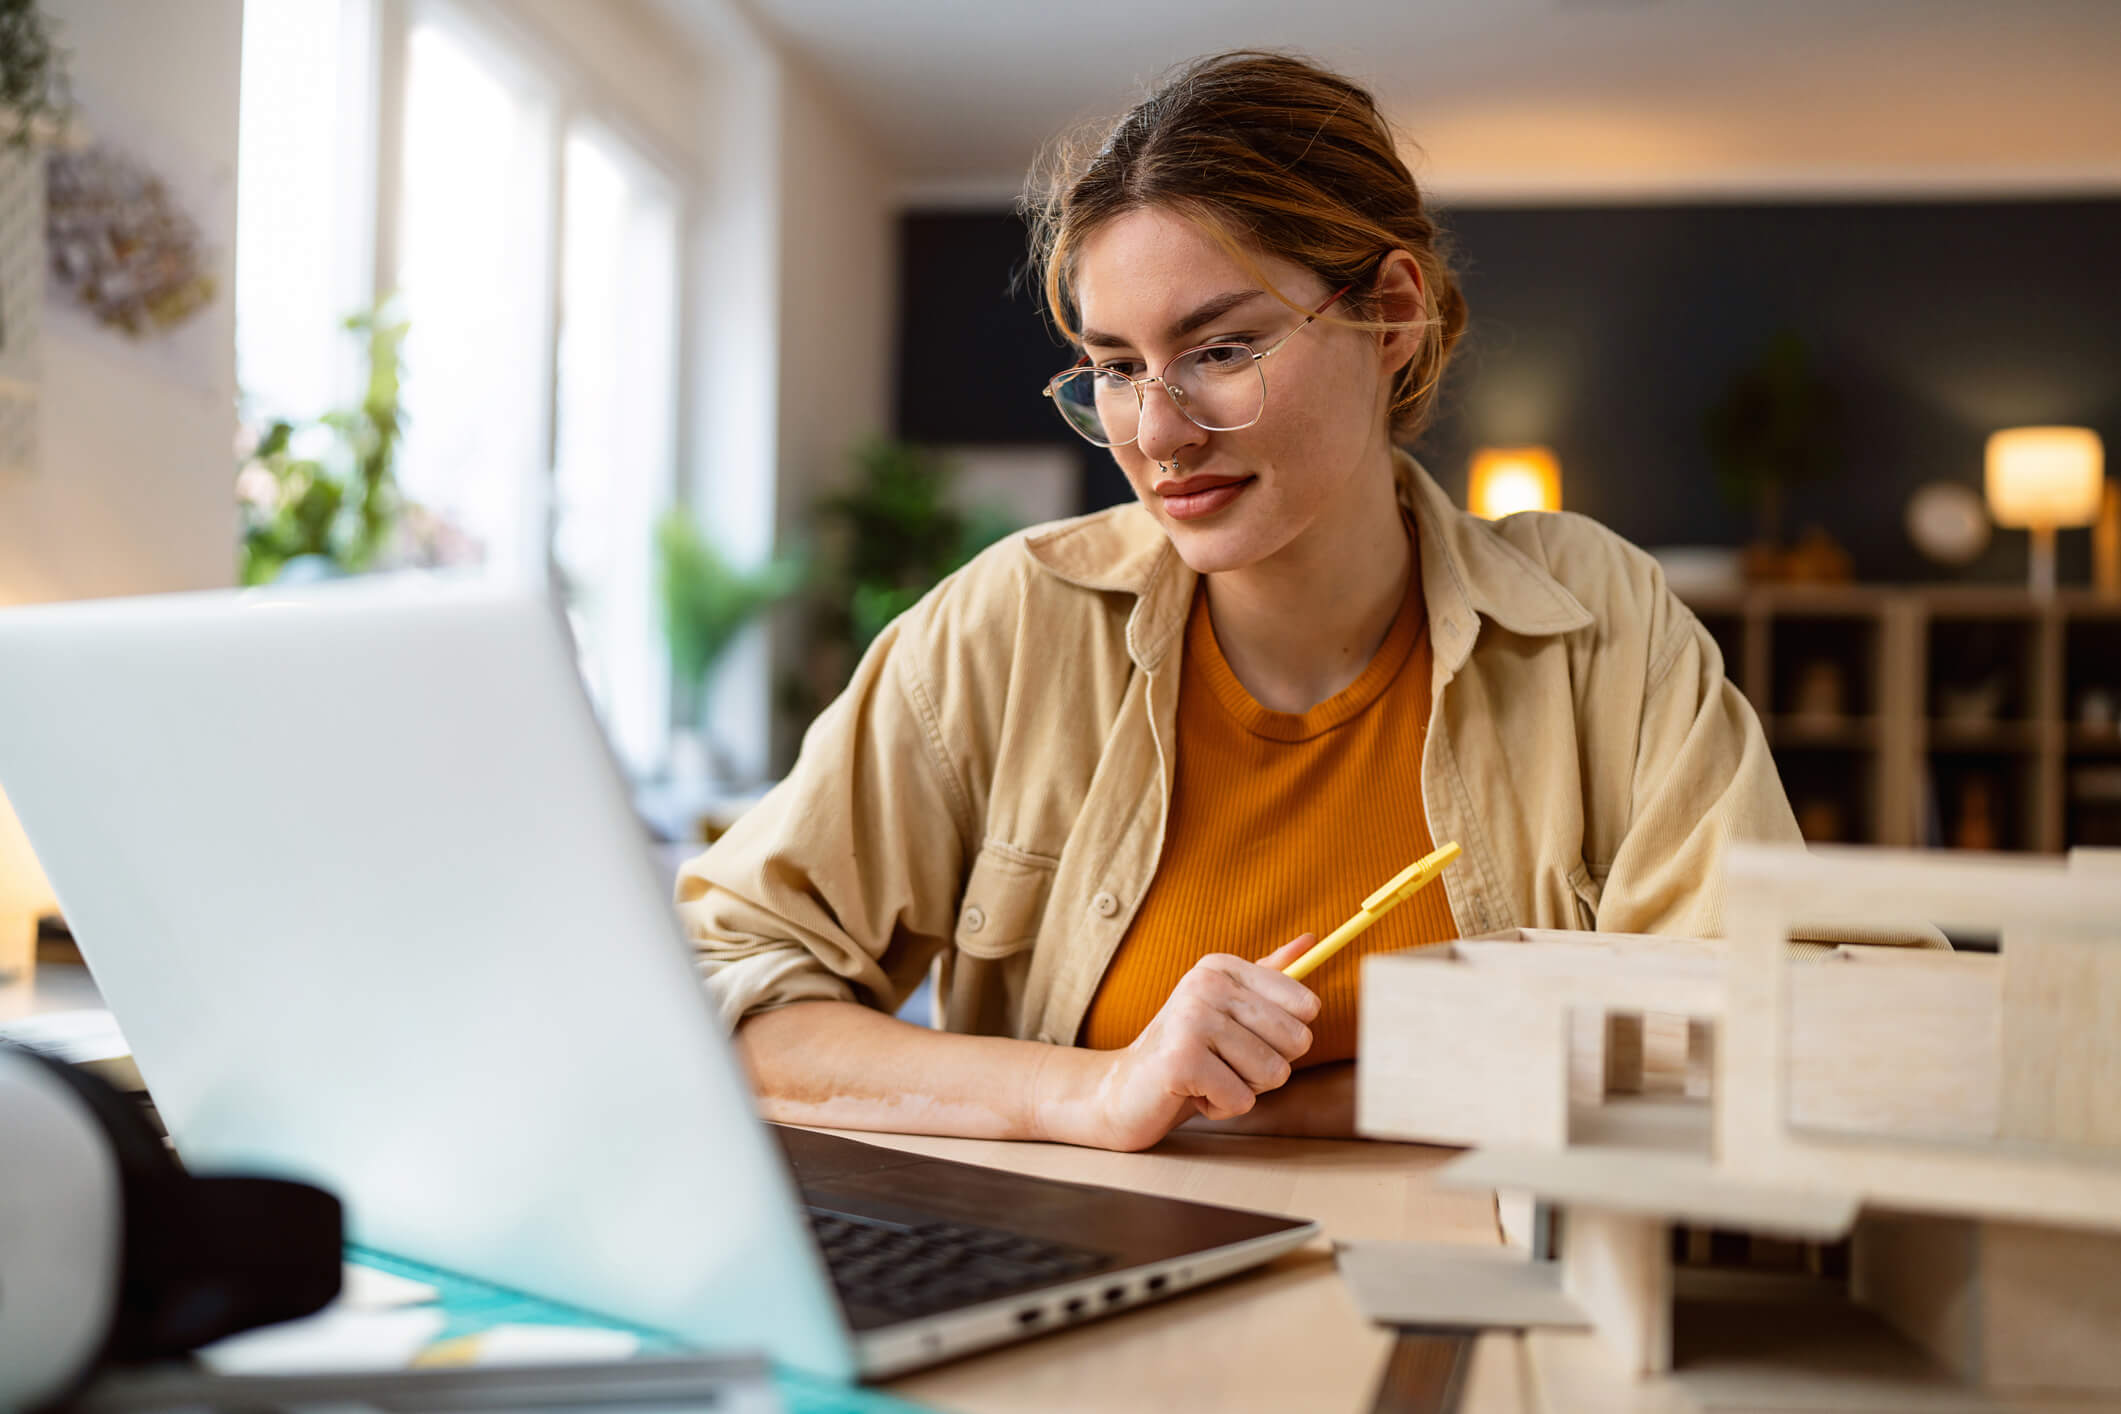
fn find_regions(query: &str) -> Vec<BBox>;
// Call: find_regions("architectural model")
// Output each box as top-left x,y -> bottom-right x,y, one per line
1351,844 -> 2121,1411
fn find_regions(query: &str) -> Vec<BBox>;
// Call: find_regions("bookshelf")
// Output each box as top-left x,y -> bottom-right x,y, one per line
1680,586 -> 2121,853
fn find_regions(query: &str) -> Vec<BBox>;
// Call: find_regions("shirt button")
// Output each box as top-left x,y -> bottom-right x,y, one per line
1092,891 -> 1120,918
962,905 -> 986,934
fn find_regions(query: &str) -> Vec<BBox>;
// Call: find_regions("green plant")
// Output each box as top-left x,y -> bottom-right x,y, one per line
815,439 -> 1020,652
1703,329 -> 1839,547
237,302 -> 418,585
779,439 -> 1020,731
656,512 -> 806,726
0,0 -> 69,149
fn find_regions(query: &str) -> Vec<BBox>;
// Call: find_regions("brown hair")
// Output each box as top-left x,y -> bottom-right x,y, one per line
1025,51 -> 1467,443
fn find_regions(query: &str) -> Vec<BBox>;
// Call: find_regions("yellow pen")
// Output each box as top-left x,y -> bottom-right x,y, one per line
1281,841 -> 1462,983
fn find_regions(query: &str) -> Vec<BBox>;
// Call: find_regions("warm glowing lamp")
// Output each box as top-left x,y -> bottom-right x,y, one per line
1986,426 -> 2104,596
1468,446 -> 1562,519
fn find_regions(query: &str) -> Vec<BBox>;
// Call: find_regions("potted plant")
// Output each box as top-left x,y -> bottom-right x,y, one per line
657,512 -> 805,788
1703,330 -> 1842,582
788,439 -> 1020,719
237,300 -> 478,583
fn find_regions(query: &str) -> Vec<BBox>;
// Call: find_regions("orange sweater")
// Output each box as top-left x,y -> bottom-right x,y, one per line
1079,570 -> 1457,1064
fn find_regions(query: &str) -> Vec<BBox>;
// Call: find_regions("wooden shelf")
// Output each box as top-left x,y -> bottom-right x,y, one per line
1678,583 -> 2121,852
1927,720 -> 2043,752
1768,716 -> 1878,749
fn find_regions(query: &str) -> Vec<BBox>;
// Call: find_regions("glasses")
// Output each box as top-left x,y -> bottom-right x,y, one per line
1043,285 -> 1353,449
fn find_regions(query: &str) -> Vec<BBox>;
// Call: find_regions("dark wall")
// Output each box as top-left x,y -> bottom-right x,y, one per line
896,201 -> 2121,583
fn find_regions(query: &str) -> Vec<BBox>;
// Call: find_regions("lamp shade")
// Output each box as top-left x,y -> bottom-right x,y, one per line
1468,446 -> 1561,520
1984,427 -> 2104,530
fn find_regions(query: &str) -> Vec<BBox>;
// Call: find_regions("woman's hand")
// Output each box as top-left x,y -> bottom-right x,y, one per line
1037,935 -> 1320,1152
1184,1059 -> 1359,1139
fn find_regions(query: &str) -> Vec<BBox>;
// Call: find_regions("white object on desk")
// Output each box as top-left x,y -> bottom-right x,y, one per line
0,1006 -> 141,1092
0,1006 -> 127,1064
196,1307 -> 447,1375
340,1262 -> 439,1312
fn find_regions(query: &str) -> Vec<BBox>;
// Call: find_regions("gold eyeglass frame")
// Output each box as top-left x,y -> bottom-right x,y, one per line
1042,283 -> 1354,449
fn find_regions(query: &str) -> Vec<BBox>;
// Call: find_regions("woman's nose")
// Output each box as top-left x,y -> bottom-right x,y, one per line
1135,379 -> 1205,465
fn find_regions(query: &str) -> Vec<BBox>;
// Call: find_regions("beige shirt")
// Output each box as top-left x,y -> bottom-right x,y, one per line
679,454 -> 1832,1044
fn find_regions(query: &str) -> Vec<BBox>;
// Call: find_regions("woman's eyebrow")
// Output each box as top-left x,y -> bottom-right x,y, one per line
1079,288 -> 1268,349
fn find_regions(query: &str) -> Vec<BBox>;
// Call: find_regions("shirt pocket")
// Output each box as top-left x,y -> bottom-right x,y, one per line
955,842 -> 1059,960
1565,860 -> 1605,932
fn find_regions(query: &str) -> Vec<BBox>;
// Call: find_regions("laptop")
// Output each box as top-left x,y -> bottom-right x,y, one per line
0,576 -> 1317,1381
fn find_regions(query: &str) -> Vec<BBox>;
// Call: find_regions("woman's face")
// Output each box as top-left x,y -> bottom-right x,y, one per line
1070,206 -> 1403,577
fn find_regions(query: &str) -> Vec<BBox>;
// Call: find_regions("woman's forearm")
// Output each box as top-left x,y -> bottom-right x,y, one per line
735,1000 -> 1109,1145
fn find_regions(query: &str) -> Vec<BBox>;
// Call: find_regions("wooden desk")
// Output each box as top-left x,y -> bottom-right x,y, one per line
834,1128 -> 1515,1414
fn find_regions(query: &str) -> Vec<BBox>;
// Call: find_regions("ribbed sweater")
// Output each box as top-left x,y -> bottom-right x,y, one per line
1079,568 -> 1458,1065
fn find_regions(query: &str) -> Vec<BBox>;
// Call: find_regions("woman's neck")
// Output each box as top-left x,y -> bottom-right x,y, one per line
1201,463 -> 1416,714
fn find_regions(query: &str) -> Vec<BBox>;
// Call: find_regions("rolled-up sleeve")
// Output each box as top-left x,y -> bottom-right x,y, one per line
1599,606 -> 1945,950
1598,609 -> 1801,938
675,604 -> 978,1031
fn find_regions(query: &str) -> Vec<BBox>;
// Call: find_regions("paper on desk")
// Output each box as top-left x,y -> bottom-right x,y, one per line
0,1007 -> 129,1063
1336,1240 -> 1588,1330
341,1261 -> 440,1311
197,1307 -> 448,1374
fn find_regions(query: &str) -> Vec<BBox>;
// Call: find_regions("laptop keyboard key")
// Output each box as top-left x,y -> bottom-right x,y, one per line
805,1205 -> 1116,1322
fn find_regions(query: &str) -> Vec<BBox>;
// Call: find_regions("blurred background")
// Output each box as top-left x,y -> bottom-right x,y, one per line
2,0 -> 2119,946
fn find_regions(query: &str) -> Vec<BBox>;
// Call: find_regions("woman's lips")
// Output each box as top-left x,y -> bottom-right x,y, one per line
1158,475 -> 1255,521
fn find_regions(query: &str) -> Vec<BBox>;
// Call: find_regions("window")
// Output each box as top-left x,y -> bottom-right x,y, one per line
393,15 -> 554,587
236,0 -> 688,779
552,125 -> 679,774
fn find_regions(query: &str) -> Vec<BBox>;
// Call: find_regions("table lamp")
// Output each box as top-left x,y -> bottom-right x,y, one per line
1985,426 -> 2104,596
1467,446 -> 1562,519
0,783 -> 55,985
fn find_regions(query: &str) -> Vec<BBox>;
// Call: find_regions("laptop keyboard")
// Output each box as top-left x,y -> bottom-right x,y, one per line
805,1206 -> 1115,1321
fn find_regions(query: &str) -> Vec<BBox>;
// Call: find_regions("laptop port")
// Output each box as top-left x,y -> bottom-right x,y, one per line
1103,1285 -> 1127,1305
1146,1274 -> 1168,1293
1017,1308 -> 1044,1327
1064,1297 -> 1088,1318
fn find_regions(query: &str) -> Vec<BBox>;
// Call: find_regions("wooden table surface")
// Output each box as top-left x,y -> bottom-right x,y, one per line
828,1127 -> 1513,1414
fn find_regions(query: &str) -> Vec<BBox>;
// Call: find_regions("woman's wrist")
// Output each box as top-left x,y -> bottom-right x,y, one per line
1025,1042 -> 1118,1148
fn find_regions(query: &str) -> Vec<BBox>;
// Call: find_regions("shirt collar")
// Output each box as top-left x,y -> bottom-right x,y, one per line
1391,450 -> 1593,672
1022,450 -> 1592,673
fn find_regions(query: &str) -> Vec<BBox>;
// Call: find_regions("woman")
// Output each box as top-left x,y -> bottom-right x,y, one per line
678,51 -> 1801,1151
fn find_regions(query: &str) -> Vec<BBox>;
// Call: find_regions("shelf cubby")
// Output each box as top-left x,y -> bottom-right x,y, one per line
1678,584 -> 2121,853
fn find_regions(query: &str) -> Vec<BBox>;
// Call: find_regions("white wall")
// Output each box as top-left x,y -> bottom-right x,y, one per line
0,0 -> 245,937
772,62 -> 896,538
0,0 -> 244,606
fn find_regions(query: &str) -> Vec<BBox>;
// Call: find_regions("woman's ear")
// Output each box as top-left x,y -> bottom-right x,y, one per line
1372,251 -> 1427,377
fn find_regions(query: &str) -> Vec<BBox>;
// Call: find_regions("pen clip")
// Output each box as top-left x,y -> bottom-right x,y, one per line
1361,842 -> 1460,911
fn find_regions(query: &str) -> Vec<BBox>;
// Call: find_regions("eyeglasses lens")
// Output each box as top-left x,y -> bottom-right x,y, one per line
1050,345 -> 1264,447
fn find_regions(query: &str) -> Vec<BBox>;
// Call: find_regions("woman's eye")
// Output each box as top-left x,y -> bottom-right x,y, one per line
1193,343 -> 1249,367
1097,361 -> 1144,378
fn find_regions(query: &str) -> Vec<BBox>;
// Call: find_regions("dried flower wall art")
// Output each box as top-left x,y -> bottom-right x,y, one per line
46,141 -> 216,337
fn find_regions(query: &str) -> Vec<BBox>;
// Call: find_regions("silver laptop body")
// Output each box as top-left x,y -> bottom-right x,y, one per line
0,577 -> 1314,1380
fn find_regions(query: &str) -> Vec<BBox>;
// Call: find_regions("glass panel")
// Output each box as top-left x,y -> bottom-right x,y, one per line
236,0 -> 370,423
552,123 -> 679,776
394,19 -> 553,583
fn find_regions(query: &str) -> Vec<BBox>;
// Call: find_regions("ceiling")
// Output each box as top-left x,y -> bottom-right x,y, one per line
716,0 -> 2121,205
